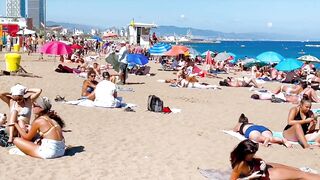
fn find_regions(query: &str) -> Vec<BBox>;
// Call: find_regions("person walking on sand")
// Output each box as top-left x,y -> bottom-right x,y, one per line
117,41 -> 128,85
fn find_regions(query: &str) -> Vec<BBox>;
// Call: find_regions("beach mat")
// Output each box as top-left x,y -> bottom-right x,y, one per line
222,130 -> 315,145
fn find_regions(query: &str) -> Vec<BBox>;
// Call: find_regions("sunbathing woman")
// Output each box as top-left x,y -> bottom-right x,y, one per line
81,69 -> 98,100
11,97 -> 65,159
230,139 -> 320,180
0,84 -> 42,144
272,82 -> 304,95
283,96 -> 320,148
219,77 -> 261,88
233,113 -> 291,147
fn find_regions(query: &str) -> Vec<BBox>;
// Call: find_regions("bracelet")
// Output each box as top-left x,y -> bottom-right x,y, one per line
7,123 -> 15,127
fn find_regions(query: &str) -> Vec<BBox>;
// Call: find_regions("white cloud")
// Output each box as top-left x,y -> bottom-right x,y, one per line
180,14 -> 185,19
267,22 -> 273,28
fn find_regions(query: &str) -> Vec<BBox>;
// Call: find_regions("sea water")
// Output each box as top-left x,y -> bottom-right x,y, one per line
183,41 -> 320,60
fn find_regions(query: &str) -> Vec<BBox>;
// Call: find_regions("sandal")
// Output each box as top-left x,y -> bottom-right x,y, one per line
55,95 -> 66,102
124,107 -> 135,112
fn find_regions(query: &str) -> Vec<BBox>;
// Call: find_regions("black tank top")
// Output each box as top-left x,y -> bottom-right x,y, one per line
284,108 -> 311,135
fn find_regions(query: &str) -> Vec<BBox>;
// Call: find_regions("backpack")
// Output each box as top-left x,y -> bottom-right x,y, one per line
147,95 -> 163,112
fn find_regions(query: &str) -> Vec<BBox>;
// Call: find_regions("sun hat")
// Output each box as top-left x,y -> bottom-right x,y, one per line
10,84 -> 27,96
36,97 -> 52,111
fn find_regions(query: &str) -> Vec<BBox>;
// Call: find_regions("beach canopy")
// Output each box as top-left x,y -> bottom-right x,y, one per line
256,51 -> 284,64
214,52 -> 232,62
17,29 -> 35,35
41,41 -> 72,55
275,58 -> 303,72
148,43 -> 172,55
297,55 -> 320,63
128,54 -> 149,66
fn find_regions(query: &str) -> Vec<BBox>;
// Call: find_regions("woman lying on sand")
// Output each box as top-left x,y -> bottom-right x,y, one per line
283,96 -> 320,149
11,97 -> 65,159
232,113 -> 291,147
230,139 -> 320,180
0,84 -> 42,144
251,87 -> 320,103
219,77 -> 261,88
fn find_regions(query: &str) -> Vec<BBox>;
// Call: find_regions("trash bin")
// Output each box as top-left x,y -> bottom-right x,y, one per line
5,53 -> 21,72
13,44 -> 20,52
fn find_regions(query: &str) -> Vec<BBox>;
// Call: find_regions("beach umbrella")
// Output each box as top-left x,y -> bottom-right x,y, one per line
40,41 -> 72,55
92,35 -> 102,42
165,45 -> 189,56
256,51 -> 284,64
127,54 -> 149,66
187,47 -> 200,58
205,50 -> 214,65
297,55 -> 320,63
201,50 -> 214,56
242,58 -> 267,68
228,52 -> 237,64
148,43 -> 172,55
105,52 -> 120,72
70,44 -> 83,49
17,28 -> 35,35
275,58 -> 303,72
103,32 -> 118,38
214,52 -> 232,62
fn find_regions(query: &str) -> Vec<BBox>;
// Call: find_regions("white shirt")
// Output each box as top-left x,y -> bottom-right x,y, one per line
118,46 -> 128,64
93,80 -> 120,108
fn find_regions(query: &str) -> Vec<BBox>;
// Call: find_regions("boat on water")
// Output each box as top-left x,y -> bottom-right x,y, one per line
305,44 -> 320,48
240,45 -> 246,48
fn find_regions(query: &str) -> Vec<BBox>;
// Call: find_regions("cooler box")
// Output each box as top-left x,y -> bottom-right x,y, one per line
5,53 -> 21,72
13,44 -> 20,52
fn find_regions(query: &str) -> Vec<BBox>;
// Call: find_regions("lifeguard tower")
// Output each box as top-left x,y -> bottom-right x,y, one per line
128,21 -> 157,48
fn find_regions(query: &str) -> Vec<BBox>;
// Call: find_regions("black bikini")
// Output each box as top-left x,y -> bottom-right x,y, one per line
284,108 -> 311,135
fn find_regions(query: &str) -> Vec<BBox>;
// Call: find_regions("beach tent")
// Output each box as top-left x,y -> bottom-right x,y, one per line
148,43 -> 172,55
275,58 -> 303,72
256,51 -> 284,64
16,29 -> 36,35
128,54 -> 149,66
41,41 -> 72,55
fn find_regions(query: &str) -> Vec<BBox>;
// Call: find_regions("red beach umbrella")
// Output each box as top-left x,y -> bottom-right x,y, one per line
70,44 -> 83,49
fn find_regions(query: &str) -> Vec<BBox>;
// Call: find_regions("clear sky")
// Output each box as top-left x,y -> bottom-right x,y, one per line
0,0 -> 319,37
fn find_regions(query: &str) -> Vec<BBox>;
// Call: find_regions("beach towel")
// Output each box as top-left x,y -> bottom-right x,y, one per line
222,130 -> 315,145
198,167 -> 231,180
65,99 -> 137,109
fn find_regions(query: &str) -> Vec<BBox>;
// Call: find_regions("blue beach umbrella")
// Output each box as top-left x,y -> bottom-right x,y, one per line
148,43 -> 172,55
228,52 -> 237,64
128,54 -> 149,66
275,58 -> 303,72
92,35 -> 102,42
242,58 -> 267,68
256,51 -> 284,64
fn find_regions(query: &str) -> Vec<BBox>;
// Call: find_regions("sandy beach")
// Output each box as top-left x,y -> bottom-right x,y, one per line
0,52 -> 319,179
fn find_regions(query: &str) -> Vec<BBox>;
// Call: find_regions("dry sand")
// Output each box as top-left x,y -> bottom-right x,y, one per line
0,52 -> 319,179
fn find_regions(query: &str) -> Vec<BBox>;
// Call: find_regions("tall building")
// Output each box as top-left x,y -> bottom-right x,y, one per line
27,0 -> 46,30
6,0 -> 26,17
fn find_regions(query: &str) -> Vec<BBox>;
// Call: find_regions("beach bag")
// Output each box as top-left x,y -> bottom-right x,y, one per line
147,95 -> 163,112
0,128 -> 10,147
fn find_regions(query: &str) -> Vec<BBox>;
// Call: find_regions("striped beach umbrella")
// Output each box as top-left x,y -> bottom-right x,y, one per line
148,43 -> 172,55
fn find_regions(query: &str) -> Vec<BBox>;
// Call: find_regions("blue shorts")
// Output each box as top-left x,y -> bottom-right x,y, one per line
244,125 -> 270,138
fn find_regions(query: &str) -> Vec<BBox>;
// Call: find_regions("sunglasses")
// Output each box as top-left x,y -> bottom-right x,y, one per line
90,75 -> 96,78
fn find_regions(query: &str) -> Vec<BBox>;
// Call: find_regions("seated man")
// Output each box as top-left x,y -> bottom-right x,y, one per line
88,72 -> 121,108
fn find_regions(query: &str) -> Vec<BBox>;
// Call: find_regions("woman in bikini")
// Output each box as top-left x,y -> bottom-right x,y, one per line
0,84 -> 42,144
230,139 -> 320,180
283,96 -> 320,149
10,97 -> 65,159
233,113 -> 291,147
81,69 -> 98,100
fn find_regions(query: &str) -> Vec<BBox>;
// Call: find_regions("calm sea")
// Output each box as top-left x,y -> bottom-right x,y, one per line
183,41 -> 320,60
